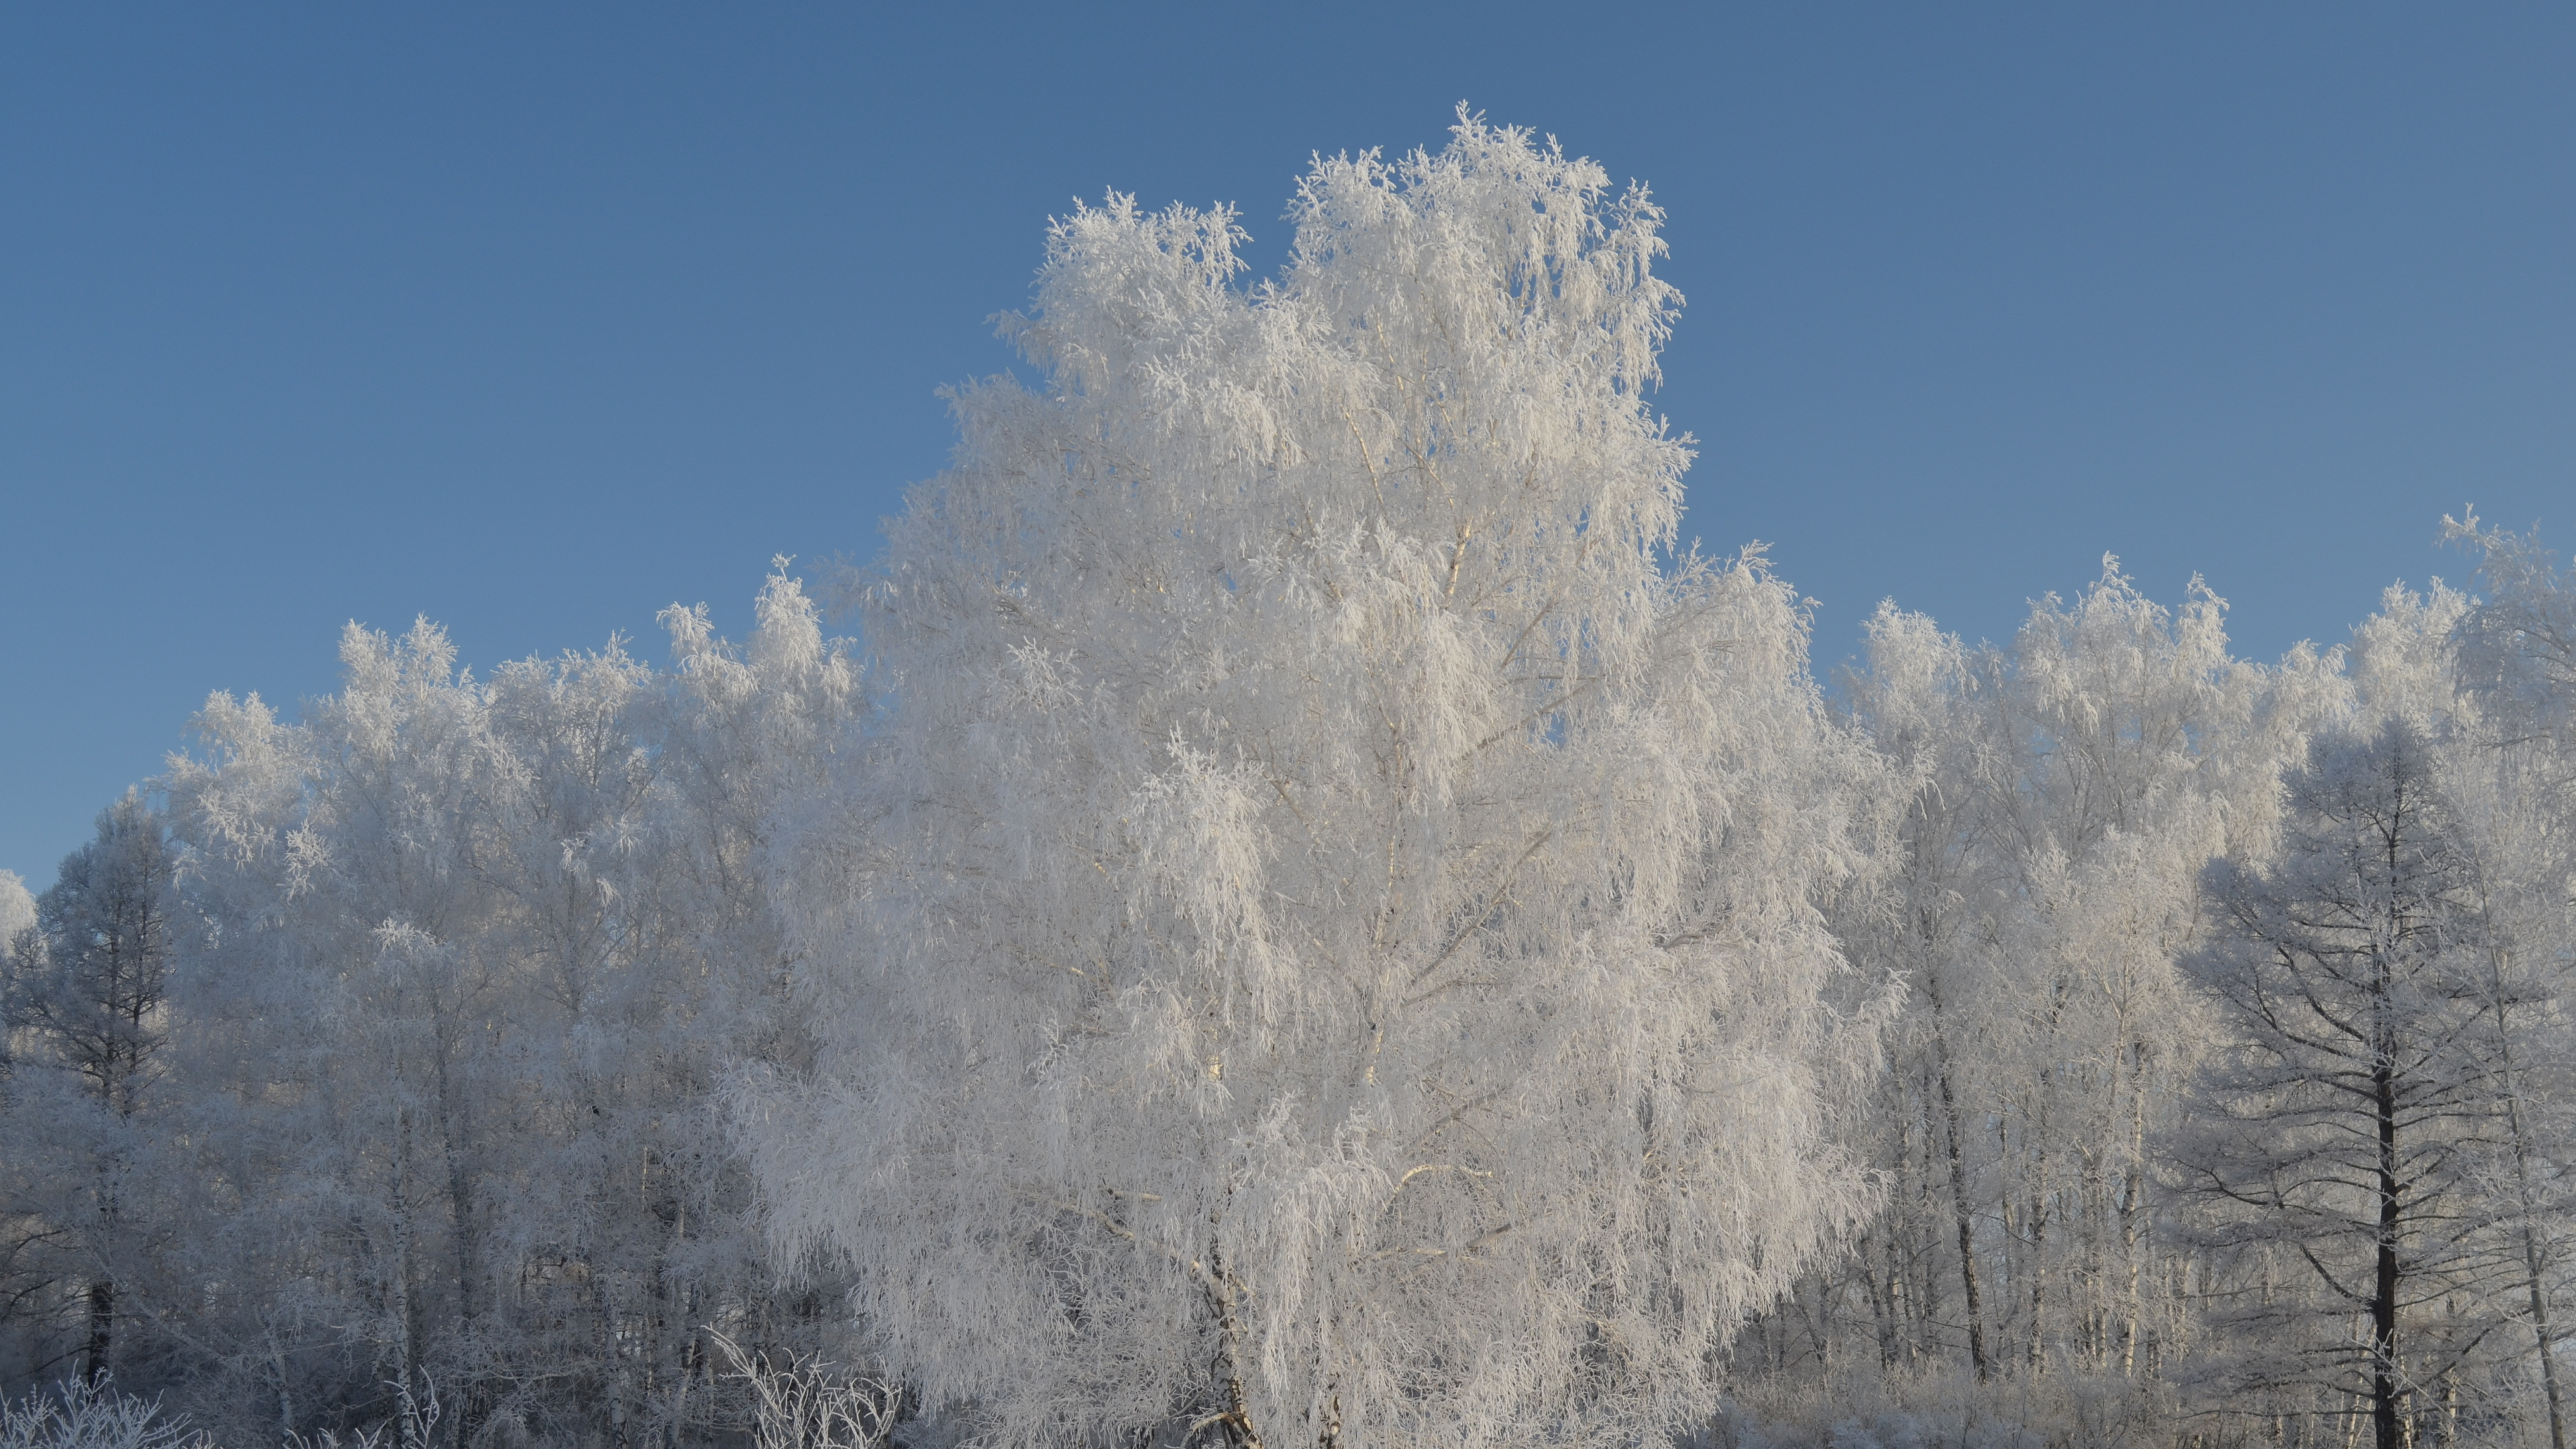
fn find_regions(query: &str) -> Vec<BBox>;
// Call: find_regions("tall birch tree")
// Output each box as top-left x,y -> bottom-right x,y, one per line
745,115 -> 1890,1449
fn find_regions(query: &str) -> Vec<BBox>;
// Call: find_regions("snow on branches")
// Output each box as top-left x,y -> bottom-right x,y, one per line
741,113 -> 1889,1449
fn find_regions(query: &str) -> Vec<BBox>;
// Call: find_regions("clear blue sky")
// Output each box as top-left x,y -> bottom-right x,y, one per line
5,4 -> 2570,888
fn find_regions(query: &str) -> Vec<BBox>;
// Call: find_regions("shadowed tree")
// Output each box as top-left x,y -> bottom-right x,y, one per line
2,792 -> 180,1386
2181,719 -> 2512,1449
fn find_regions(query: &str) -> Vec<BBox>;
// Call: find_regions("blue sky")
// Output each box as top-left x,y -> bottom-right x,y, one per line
5,4 -> 2570,887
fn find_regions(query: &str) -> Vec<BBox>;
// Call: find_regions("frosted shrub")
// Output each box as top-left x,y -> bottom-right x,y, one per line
0,1381 -> 208,1449
708,1334 -> 898,1449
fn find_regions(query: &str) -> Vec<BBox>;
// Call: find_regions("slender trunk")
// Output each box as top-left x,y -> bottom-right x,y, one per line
1935,1051 -> 1990,1381
2373,1021 -> 2402,1449
2523,1222 -> 2566,1449
273,1332 -> 297,1445
86,971 -> 127,1388
1203,1246 -> 1265,1449
1866,1232 -> 1902,1369
1917,1094 -> 1943,1363
433,1018 -> 482,1449
2493,1006 -> 2567,1449
81,1279 -> 113,1386
392,1106 -> 428,1449
2025,1075 -> 2049,1371
1904,814 -> 1987,1381
1882,1106 -> 1912,1366
1885,1190 -> 1915,1362
1801,1275 -> 1831,1368
2365,786 -> 2415,1449
2121,1036 -> 2150,1376
587,1258 -> 625,1449
273,1330 -> 300,1444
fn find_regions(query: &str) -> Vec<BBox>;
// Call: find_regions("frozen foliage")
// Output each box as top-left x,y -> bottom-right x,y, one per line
743,115 -> 1888,1448
704,1334 -> 896,1449
36,566 -> 870,1447
0,875 -> 32,959
0,1381 -> 205,1449
2447,511 -> 2576,736
1729,565 -> 2325,1390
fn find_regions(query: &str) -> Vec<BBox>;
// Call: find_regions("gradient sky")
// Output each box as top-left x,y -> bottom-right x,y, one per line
5,4 -> 2571,888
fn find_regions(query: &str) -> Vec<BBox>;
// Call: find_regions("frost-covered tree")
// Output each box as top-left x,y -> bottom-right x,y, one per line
2447,512 -> 2576,741
744,115 -> 1889,1448
2180,706 -> 2513,1449
0,875 -> 32,962
151,568 -> 861,1449
2438,519 -> 2576,1448
1797,603 -> 2009,1385
2442,724 -> 2576,1449
1,794 -> 182,1387
168,619 -> 538,1438
1727,565 -> 2336,1405
1951,568 -> 2316,1385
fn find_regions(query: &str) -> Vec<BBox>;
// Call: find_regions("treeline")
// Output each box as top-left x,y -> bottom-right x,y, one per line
17,533 -> 2570,1449
3,573 -> 861,1449
7,116 -> 2576,1449
1724,523 -> 2576,1449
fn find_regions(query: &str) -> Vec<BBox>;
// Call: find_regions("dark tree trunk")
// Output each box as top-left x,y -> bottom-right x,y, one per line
2372,974 -> 2402,1449
82,1278 -> 112,1386
1936,1053 -> 1989,1382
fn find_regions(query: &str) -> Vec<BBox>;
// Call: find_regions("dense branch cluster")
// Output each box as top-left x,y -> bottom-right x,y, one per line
5,118 -> 2575,1449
